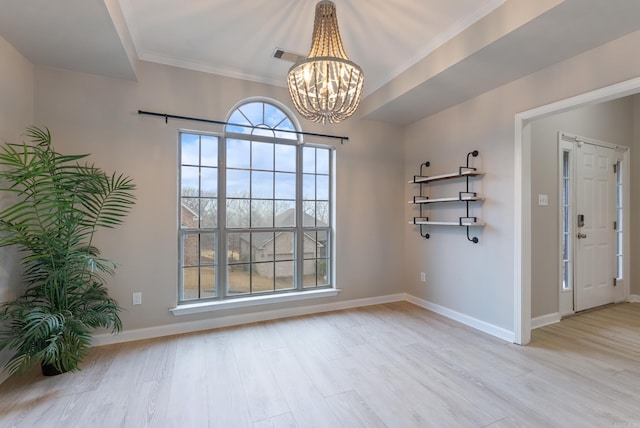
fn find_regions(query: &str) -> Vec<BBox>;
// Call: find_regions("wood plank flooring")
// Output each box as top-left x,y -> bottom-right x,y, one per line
1,301 -> 639,427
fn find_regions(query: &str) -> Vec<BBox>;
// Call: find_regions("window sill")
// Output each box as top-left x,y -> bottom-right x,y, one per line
170,288 -> 340,316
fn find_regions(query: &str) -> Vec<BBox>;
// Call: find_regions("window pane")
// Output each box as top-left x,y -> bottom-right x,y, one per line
200,234 -> 216,266
304,231 -> 317,259
316,230 -> 329,258
182,234 -> 199,266
228,263 -> 250,295
264,103 -> 286,128
182,267 -> 200,300
181,166 -> 200,193
275,172 -> 296,199
303,201 -> 316,227
561,149 -> 570,294
252,171 -> 273,198
227,199 -> 250,228
275,202 -> 295,226
618,234 -> 623,254
253,263 -> 274,293
227,169 -> 250,197
201,267 -> 216,298
316,259 -> 329,285
252,141 -> 273,170
275,144 -> 296,172
618,257 -> 623,279
228,107 -> 252,125
303,147 -> 316,173
275,232 -> 295,260
201,136 -> 218,167
303,174 -> 315,200
252,232 -> 275,262
303,259 -> 328,288
275,262 -> 294,290
181,134 -> 200,165
200,199 -> 217,228
317,149 -> 329,174
181,198 -> 199,228
239,102 -> 262,123
617,209 -> 622,229
274,119 -> 297,140
227,232 -> 244,264
252,126 -> 274,139
617,183 -> 622,204
316,175 -> 329,200
227,139 -> 251,168
251,200 -> 273,227
201,167 -> 217,196
317,202 -> 329,225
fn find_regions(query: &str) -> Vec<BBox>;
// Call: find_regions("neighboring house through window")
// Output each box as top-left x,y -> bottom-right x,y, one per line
178,99 -> 334,303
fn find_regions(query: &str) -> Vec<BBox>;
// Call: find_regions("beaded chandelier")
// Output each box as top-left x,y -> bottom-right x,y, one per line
287,1 -> 364,124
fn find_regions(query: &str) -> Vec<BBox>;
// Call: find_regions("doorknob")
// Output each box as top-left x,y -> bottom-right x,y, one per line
577,232 -> 587,239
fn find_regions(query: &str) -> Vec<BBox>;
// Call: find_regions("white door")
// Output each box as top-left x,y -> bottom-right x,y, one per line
575,142 -> 617,311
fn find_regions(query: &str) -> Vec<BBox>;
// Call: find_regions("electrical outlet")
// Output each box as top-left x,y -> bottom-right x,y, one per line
538,194 -> 548,206
132,292 -> 142,305
420,272 -> 426,282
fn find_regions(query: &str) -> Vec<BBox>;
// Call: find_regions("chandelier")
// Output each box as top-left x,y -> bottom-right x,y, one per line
287,1 -> 364,124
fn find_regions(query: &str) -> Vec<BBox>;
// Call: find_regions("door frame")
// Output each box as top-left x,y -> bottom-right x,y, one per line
514,76 -> 640,345
558,132 -> 630,316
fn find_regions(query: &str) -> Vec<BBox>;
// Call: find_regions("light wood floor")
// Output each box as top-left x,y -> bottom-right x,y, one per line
1,301 -> 639,427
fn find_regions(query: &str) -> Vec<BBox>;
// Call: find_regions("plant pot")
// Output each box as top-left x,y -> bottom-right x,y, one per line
41,363 -> 65,376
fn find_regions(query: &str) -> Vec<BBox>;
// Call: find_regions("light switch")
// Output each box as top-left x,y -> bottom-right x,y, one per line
538,194 -> 548,206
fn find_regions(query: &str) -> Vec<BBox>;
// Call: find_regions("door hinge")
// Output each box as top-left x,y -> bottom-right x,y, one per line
613,163 -> 617,173
613,277 -> 617,287
614,221 -> 617,230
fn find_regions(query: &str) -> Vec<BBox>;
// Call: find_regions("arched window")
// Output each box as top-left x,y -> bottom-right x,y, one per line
178,99 -> 334,306
226,99 -> 300,141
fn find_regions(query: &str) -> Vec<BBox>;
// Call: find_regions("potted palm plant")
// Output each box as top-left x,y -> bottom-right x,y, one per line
0,126 -> 136,376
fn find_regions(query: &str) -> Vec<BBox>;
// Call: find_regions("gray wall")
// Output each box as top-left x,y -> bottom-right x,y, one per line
0,35 -> 34,373
403,29 -> 640,333
530,98 -> 635,318
31,61 -> 405,332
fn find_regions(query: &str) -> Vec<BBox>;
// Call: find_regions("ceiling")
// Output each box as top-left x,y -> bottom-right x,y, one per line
2,0 -> 640,124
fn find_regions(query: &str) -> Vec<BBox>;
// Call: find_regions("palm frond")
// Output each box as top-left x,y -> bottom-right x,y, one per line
0,126 -> 135,375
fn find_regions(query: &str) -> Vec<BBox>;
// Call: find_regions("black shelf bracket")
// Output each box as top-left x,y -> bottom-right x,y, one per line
420,223 -> 430,239
420,161 -> 430,239
463,151 -> 480,243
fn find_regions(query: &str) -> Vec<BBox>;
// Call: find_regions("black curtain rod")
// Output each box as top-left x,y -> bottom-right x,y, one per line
137,110 -> 349,143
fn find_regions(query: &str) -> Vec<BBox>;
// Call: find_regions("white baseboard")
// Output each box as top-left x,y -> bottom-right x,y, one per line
404,294 -> 515,343
92,293 -> 407,347
94,293 -> 516,347
2,292 -> 517,384
532,301 -> 639,329
531,312 -> 561,329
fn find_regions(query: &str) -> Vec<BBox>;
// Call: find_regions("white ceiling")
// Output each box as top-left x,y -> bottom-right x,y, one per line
117,0 -> 505,94
2,0 -> 640,124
